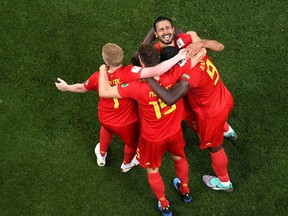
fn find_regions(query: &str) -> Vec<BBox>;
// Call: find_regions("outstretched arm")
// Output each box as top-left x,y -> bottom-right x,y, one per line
55,78 -> 87,93
186,31 -> 224,56
98,65 -> 122,98
140,48 -> 188,78
196,40 -> 224,52
146,79 -> 190,106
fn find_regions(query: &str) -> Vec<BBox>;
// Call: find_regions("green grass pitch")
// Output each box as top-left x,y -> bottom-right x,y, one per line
0,0 -> 287,215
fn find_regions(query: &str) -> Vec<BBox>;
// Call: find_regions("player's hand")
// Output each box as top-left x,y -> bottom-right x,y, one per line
186,41 -> 203,58
99,64 -> 108,72
178,48 -> 189,60
55,78 -> 68,91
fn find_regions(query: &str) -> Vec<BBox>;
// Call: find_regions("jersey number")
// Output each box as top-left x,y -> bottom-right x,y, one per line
113,98 -> 119,109
149,99 -> 176,119
206,59 -> 219,85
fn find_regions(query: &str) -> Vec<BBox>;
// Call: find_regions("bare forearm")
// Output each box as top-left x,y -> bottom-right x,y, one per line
201,40 -> 224,52
186,31 -> 224,52
140,50 -> 186,78
146,78 -> 189,106
146,78 -> 175,105
98,65 -> 110,97
55,77 -> 87,93
142,28 -> 156,44
65,83 -> 87,93
98,65 -> 121,98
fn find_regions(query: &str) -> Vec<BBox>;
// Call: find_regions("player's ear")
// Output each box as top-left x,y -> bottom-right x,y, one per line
154,32 -> 158,38
103,58 -> 109,67
138,56 -> 145,67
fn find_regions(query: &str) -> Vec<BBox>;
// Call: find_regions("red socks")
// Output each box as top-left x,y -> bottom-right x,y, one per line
147,172 -> 169,208
210,148 -> 230,182
99,126 -> 113,156
174,158 -> 190,194
123,145 -> 135,164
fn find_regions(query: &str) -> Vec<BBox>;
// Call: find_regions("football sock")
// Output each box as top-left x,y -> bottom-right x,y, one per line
210,148 -> 230,182
223,122 -> 229,133
174,158 -> 190,194
99,126 -> 113,156
147,172 -> 169,207
123,144 -> 137,164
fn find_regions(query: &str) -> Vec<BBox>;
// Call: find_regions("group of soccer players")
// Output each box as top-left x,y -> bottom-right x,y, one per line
55,16 -> 237,216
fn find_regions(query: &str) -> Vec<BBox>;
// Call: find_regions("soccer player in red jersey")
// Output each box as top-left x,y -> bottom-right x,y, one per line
55,43 -> 188,172
98,44 -> 206,216
136,16 -> 237,140
140,16 -> 223,55
146,37 -> 236,192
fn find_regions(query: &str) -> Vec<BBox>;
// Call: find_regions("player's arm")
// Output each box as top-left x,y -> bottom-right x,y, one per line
98,65 -> 122,98
142,28 -> 156,44
196,40 -> 224,52
186,31 -> 224,56
140,48 -> 187,78
55,78 -> 87,93
146,79 -> 190,106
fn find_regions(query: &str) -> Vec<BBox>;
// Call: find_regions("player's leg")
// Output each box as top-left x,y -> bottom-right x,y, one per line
117,121 -> 140,172
223,94 -> 237,141
198,114 -> 233,192
168,129 -> 192,202
147,168 -> 172,216
94,125 -> 113,167
138,137 -> 172,216
202,145 -> 233,192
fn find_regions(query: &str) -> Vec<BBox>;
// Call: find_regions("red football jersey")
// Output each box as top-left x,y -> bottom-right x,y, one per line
117,60 -> 191,141
83,65 -> 142,126
180,55 -> 233,119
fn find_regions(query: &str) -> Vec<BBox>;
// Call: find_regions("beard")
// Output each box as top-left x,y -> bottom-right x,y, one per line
159,34 -> 175,45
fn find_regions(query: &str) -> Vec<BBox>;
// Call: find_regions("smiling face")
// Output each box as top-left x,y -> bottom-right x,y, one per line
154,20 -> 175,46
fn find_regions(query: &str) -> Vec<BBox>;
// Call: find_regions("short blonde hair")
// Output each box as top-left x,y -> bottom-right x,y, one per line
102,43 -> 124,67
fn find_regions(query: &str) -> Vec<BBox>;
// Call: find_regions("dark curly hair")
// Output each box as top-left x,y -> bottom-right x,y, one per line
153,16 -> 174,31
138,44 -> 160,67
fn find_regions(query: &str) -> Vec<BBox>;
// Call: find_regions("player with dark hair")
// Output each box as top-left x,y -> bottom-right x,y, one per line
146,35 -> 236,192
98,43 -> 207,216
132,16 -> 237,140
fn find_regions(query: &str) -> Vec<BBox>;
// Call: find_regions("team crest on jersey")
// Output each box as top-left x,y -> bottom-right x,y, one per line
121,83 -> 129,88
85,80 -> 89,85
131,66 -> 141,73
176,38 -> 185,48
